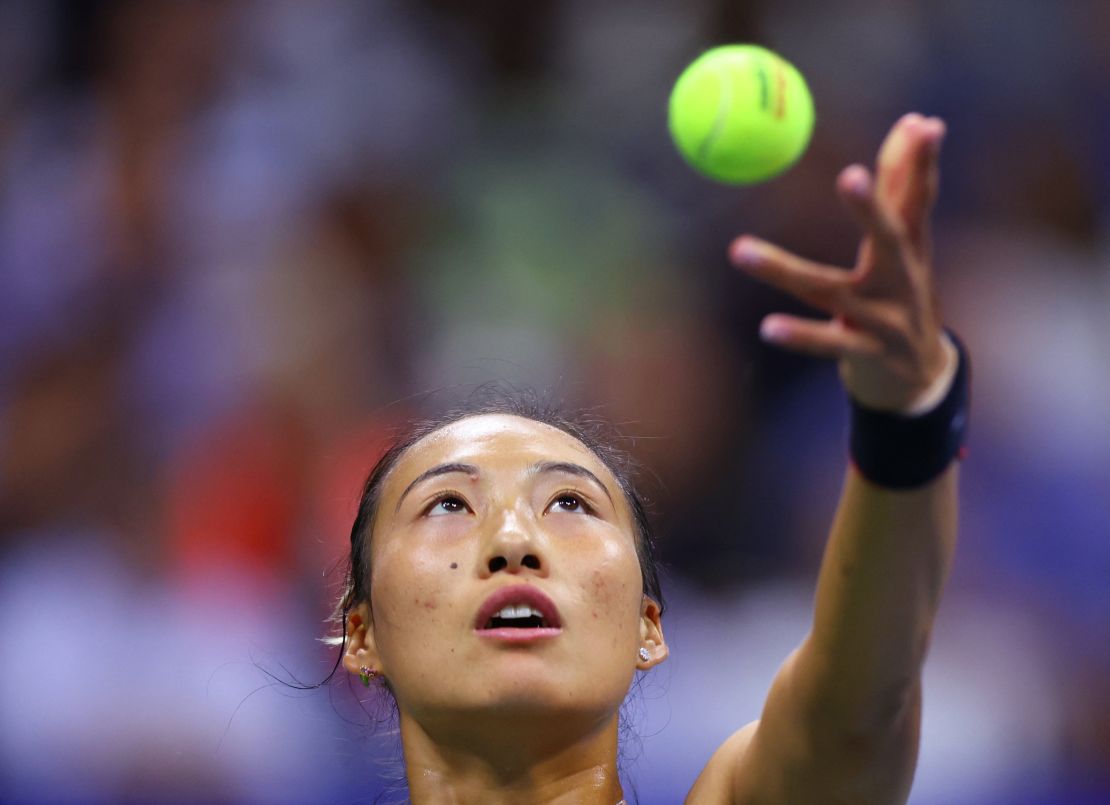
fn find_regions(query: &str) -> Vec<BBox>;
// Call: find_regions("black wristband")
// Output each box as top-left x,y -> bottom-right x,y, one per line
849,330 -> 970,489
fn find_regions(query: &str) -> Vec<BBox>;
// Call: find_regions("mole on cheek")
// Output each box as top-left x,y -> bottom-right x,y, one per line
450,562 -> 458,569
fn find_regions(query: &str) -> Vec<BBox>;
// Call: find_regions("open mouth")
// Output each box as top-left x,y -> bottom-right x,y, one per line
475,585 -> 562,638
484,605 -> 548,630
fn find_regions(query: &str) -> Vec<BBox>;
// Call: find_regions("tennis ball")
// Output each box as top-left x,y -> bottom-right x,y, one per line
668,44 -> 815,184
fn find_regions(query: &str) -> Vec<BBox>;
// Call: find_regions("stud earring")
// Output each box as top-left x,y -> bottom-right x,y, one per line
359,666 -> 378,687
638,647 -> 650,662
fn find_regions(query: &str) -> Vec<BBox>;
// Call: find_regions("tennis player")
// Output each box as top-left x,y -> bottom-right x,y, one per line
335,112 -> 969,804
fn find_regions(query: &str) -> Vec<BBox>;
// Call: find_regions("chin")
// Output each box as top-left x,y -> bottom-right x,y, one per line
474,671 -> 624,719
403,675 -> 625,744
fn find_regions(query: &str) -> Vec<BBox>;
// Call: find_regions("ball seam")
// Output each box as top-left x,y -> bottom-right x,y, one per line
695,59 -> 735,165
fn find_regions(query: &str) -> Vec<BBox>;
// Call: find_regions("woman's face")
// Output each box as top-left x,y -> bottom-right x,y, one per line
343,414 -> 666,727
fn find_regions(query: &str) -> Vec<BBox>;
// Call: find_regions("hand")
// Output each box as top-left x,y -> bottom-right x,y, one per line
729,113 -> 950,412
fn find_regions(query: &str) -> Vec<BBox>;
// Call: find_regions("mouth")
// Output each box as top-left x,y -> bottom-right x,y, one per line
474,584 -> 563,642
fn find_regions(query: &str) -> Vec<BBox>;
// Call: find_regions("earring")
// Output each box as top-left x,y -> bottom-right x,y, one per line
638,647 -> 650,663
359,666 -> 378,687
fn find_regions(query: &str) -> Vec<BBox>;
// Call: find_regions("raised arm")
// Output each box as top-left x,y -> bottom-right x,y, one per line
688,113 -> 967,805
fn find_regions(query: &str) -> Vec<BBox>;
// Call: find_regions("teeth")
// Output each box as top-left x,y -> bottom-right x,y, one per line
494,605 -> 543,619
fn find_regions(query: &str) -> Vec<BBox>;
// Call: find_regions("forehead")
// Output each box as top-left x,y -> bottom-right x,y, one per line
390,413 -> 617,487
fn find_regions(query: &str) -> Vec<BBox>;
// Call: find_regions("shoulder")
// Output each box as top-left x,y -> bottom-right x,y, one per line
684,720 -> 760,805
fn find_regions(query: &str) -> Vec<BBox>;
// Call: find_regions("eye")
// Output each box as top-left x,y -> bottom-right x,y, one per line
426,493 -> 470,517
547,492 -> 592,515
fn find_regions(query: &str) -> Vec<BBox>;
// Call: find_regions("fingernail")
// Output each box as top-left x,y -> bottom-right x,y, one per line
731,238 -> 761,267
925,118 -> 946,152
845,167 -> 870,198
760,318 -> 787,342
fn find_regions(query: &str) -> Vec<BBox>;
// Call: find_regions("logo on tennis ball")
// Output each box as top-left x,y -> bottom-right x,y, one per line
669,45 -> 815,184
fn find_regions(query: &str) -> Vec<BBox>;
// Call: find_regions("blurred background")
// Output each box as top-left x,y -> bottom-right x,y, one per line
0,0 -> 1107,802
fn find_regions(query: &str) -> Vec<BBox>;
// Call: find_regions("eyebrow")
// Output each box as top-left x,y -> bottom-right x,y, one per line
395,462 -> 479,512
531,461 -> 614,505
393,460 -> 615,512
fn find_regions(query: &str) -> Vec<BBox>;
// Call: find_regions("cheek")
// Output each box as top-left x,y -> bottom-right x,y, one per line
370,539 -> 459,643
580,537 -> 644,641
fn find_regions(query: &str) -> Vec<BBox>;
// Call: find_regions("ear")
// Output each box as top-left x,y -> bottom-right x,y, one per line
341,601 -> 382,679
636,596 -> 668,669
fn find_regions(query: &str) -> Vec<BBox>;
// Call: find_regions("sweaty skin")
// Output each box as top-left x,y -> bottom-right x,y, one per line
342,112 -> 960,805
343,414 -> 666,805
688,113 -> 959,803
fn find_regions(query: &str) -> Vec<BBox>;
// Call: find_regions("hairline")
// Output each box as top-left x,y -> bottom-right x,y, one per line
379,412 -> 632,514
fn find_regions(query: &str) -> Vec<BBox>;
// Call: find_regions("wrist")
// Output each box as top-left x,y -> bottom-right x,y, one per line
849,329 -> 970,489
902,333 -> 959,416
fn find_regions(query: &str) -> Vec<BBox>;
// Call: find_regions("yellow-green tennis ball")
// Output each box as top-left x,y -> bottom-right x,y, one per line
669,44 -> 815,184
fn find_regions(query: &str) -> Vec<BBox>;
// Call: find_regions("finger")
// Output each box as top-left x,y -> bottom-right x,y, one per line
886,116 -> 944,249
731,234 -> 915,336
759,314 -> 885,359
876,114 -> 945,249
730,236 -> 852,313
908,117 -> 945,220
836,165 -> 906,272
875,112 -> 924,209
904,117 -> 945,251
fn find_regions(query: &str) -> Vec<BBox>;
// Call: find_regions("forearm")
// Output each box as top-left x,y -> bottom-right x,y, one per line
798,461 -> 958,731
711,114 -> 972,804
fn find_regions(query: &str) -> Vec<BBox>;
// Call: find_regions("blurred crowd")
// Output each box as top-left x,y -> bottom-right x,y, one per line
0,1 -> 1107,802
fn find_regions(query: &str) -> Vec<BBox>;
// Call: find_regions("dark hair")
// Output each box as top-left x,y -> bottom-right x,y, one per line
328,389 -> 665,649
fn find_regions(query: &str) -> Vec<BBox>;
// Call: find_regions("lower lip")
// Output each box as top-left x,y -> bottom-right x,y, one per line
474,627 -> 563,643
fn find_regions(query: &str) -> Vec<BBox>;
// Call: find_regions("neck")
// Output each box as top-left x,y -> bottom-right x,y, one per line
398,708 -> 624,805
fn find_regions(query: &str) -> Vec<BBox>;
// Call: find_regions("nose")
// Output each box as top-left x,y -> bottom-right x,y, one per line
483,507 -> 545,576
